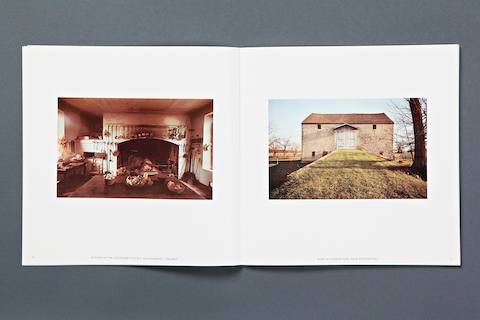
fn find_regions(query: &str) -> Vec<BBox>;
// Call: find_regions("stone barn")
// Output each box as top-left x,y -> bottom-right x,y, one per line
301,113 -> 394,161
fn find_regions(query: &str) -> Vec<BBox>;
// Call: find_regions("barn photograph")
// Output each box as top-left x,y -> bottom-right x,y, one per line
269,98 -> 427,199
57,98 -> 213,199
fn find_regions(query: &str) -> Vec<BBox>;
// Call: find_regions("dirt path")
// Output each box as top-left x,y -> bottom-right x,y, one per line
270,149 -> 427,199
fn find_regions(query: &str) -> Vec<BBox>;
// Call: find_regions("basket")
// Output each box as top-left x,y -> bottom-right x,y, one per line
104,172 -> 116,186
165,177 -> 186,194
125,175 -> 151,188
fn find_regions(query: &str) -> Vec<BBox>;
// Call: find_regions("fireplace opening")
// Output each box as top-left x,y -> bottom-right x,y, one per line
117,139 -> 179,176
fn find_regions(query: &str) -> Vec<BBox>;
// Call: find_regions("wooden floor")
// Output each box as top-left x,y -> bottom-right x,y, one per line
59,175 -> 206,199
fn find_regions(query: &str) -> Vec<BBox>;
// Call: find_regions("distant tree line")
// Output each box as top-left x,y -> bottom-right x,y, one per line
269,125 -> 300,159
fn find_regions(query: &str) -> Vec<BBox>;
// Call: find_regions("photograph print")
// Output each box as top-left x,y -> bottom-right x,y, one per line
57,98 -> 213,199
269,98 -> 427,199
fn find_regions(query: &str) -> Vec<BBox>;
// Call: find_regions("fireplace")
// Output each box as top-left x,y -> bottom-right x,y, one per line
117,138 -> 179,176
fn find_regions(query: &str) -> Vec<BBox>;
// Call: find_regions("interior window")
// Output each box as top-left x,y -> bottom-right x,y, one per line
58,109 -> 65,139
202,112 -> 213,170
57,109 -> 65,158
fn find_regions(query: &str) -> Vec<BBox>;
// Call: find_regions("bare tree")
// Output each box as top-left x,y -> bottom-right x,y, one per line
390,100 -> 414,150
409,98 -> 427,178
278,138 -> 292,159
389,98 -> 427,177
290,142 -> 301,158
269,124 -> 281,158
393,132 -> 405,153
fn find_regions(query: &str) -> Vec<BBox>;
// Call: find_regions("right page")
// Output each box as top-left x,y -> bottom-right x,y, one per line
239,45 -> 460,265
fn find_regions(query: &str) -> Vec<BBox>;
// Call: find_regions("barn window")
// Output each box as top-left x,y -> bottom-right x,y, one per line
312,151 -> 315,157
373,124 -> 377,130
317,124 -> 322,129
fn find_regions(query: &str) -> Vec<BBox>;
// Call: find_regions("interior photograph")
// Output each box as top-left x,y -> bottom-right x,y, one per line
57,97 -> 213,199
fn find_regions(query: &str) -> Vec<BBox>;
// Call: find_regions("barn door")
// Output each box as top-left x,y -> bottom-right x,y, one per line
336,127 -> 357,149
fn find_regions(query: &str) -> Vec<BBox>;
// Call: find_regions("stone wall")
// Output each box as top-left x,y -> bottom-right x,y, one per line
356,124 -> 394,159
301,123 -> 336,160
301,123 -> 394,160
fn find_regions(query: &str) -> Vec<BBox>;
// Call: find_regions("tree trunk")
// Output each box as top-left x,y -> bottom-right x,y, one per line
409,98 -> 427,178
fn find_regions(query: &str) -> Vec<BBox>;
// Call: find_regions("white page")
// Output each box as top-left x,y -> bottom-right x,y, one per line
23,46 -> 240,266
239,45 -> 460,265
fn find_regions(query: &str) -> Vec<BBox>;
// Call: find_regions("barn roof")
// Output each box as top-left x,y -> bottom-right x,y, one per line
302,113 -> 394,124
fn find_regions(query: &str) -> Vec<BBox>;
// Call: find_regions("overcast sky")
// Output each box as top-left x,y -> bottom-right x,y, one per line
269,98 -> 410,145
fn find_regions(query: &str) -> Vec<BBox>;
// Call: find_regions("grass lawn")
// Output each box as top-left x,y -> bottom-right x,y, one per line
270,149 -> 427,199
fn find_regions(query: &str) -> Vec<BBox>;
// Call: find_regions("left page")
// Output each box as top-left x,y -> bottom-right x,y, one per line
22,46 -> 240,266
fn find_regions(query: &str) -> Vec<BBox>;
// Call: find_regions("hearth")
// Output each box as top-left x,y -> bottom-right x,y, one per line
117,138 -> 179,176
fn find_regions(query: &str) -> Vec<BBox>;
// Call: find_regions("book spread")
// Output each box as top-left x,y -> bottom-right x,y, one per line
22,45 -> 460,266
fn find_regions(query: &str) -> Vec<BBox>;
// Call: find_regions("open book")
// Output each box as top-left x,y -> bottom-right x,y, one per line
22,45 -> 460,266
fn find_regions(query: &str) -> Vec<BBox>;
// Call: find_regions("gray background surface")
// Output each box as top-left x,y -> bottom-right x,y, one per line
0,0 -> 478,319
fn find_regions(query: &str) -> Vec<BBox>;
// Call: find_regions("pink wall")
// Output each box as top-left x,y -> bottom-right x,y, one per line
62,108 -> 91,140
59,102 -> 102,141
